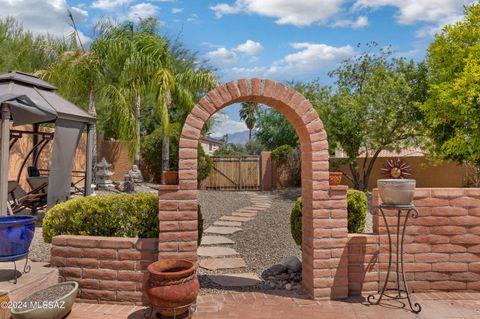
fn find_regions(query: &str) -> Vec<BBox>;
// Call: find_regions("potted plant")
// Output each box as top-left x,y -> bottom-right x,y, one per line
162,170 -> 178,185
328,160 -> 343,186
144,259 -> 199,317
10,281 -> 78,319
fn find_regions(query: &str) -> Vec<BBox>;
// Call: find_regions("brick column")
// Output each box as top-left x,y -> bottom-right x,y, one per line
158,184 -> 198,262
260,151 -> 272,191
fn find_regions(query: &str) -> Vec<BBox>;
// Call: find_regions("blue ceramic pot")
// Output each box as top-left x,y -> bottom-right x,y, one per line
0,216 -> 35,260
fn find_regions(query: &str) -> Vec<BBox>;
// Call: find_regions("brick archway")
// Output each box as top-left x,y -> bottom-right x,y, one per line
158,78 -> 348,299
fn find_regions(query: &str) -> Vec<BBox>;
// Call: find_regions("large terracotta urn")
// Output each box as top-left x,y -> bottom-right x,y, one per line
144,259 -> 199,317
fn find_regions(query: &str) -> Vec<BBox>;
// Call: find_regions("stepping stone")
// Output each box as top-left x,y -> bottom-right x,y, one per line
198,246 -> 239,257
214,221 -> 242,227
220,216 -> 253,222
201,236 -> 235,245
205,226 -> 243,235
232,212 -> 257,218
199,258 -> 246,270
237,208 -> 261,213
208,273 -> 261,287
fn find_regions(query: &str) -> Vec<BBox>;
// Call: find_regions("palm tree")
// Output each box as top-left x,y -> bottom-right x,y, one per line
141,36 -> 217,178
239,102 -> 259,140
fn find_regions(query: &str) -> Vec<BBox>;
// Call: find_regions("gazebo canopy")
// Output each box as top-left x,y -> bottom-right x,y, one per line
0,71 -> 96,216
0,71 -> 95,125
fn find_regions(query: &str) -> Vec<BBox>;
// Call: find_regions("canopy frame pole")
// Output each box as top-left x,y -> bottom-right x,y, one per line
84,124 -> 93,196
0,104 -> 11,216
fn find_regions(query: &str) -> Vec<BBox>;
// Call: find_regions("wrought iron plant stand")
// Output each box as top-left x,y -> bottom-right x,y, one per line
367,204 -> 422,313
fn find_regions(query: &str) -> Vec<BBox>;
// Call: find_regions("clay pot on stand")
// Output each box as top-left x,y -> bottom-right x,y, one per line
144,259 -> 199,318
329,172 -> 343,186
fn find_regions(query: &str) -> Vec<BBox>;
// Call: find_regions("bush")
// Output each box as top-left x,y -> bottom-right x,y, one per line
290,190 -> 368,245
43,193 -> 204,244
290,197 -> 302,246
272,144 -> 293,160
347,190 -> 367,233
197,145 -> 213,182
198,205 -> 203,245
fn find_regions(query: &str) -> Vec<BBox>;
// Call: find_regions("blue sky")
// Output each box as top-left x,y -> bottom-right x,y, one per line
0,0 -> 474,138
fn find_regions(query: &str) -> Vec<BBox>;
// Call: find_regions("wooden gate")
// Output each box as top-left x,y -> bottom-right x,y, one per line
203,155 -> 261,190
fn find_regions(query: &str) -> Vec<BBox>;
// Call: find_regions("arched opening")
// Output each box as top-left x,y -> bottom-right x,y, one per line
158,78 -> 348,299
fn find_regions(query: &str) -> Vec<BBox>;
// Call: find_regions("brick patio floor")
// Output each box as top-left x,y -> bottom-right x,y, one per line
67,291 -> 480,319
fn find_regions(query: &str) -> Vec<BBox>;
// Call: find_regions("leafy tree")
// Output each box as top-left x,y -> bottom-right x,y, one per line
422,2 -> 480,165
244,139 -> 264,155
255,106 -> 298,150
239,102 -> 259,140
326,44 -> 427,191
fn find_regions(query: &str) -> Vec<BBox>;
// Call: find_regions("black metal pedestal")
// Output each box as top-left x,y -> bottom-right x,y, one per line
0,252 -> 31,284
367,204 -> 422,313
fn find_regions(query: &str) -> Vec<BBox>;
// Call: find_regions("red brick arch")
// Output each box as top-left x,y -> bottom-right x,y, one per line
158,78 -> 348,299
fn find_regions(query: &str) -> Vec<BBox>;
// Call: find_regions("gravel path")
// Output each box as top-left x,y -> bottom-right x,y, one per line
198,188 -> 301,294
29,228 -> 51,263
199,190 -> 251,227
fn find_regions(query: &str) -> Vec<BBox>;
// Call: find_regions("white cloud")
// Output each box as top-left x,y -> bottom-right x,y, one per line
224,42 -> 355,81
210,113 -> 248,138
92,0 -> 132,10
205,48 -> 238,66
210,0 -> 346,27
127,3 -> 159,20
234,40 -> 264,56
353,0 -> 472,25
186,13 -> 199,23
172,7 -> 183,14
0,0 -> 91,43
332,16 -> 369,28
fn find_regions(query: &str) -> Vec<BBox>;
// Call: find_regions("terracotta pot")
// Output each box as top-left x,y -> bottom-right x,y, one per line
162,171 -> 179,185
329,172 -> 342,186
144,259 -> 199,317
0,291 -> 10,319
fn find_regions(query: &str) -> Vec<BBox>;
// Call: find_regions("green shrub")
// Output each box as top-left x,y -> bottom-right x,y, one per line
347,190 -> 367,233
290,197 -> 302,246
43,193 -> 204,244
272,144 -> 293,160
290,190 -> 368,245
197,145 -> 213,182
198,205 -> 203,245
141,124 -> 181,182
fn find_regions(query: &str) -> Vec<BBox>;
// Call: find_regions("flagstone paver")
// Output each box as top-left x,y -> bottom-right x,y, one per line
69,291 -> 480,319
237,208 -> 263,213
214,221 -> 242,227
201,236 -> 235,245
198,246 -> 239,257
232,212 -> 257,218
199,257 -> 247,270
204,226 -> 243,235
219,216 -> 253,222
207,273 -> 261,287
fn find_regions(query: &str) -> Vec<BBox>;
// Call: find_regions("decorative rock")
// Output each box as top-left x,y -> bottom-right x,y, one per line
199,258 -> 246,270
214,221 -> 242,227
197,246 -> 239,257
264,264 -> 287,276
285,283 -> 292,291
208,273 -> 261,287
115,180 -> 134,193
282,256 -> 302,273
204,226 -> 243,235
201,236 -> 235,245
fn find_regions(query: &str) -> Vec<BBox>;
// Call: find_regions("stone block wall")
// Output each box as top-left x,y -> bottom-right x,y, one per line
373,188 -> 480,292
347,234 -> 379,295
51,235 -> 158,304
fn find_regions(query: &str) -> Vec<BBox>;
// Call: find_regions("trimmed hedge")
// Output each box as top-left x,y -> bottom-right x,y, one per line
290,197 -> 302,246
290,190 -> 368,245
347,190 -> 367,233
43,193 -> 204,244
